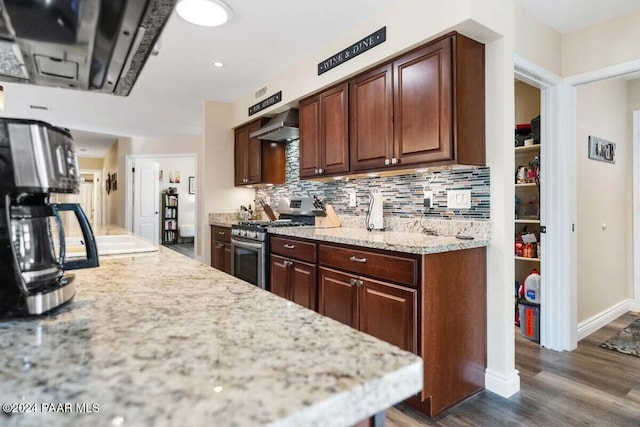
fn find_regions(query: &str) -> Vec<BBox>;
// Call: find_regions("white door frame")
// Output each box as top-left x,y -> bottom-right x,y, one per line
565,60 -> 640,335
514,55 -> 574,351
79,168 -> 104,227
125,153 -> 199,254
634,111 -> 640,313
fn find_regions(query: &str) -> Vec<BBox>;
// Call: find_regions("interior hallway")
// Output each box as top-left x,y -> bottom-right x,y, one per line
387,312 -> 640,426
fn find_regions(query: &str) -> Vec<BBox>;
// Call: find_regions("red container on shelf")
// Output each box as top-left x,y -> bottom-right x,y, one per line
515,241 -> 524,257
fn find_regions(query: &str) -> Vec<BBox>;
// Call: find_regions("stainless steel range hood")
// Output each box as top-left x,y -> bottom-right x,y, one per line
0,0 -> 176,96
249,109 -> 299,141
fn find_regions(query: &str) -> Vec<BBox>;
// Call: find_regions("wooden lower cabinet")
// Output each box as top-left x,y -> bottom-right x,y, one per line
211,225 -> 231,274
318,267 -> 416,353
270,254 -> 317,310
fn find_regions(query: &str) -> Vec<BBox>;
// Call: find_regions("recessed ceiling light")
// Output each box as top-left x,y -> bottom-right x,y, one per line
176,0 -> 232,27
213,62 -> 224,67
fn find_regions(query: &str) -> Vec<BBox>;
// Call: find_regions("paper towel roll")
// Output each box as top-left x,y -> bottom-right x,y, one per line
367,189 -> 384,230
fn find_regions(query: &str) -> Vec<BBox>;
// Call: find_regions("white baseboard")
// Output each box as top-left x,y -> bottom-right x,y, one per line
577,299 -> 635,341
485,369 -> 520,398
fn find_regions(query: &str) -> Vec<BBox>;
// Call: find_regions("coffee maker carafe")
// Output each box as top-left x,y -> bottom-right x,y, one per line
0,118 -> 98,317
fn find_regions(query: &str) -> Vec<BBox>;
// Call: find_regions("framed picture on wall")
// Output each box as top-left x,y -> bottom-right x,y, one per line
588,135 -> 616,164
188,176 -> 196,194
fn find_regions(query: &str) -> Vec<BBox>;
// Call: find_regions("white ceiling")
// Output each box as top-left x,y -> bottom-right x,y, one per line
0,0 -> 392,148
518,0 -> 640,33
70,129 -> 119,159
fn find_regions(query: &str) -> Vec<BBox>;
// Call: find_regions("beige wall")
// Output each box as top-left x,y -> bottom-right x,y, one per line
629,79 -> 640,111
513,3 -> 562,76
514,80 -> 540,125
562,11 -> 640,77
103,142 -> 118,226
78,157 -> 104,170
202,101 -> 254,265
576,78 -> 632,323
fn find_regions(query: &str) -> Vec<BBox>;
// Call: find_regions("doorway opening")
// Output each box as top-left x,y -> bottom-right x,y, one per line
55,168 -> 104,230
125,153 -> 198,260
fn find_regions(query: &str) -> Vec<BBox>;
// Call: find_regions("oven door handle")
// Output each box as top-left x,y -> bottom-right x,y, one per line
231,238 -> 264,251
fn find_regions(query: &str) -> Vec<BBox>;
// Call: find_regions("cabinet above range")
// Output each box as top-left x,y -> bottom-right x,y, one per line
234,118 -> 286,187
298,31 -> 485,179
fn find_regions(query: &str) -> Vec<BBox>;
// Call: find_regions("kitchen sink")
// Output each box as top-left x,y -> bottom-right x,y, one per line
65,234 -> 158,258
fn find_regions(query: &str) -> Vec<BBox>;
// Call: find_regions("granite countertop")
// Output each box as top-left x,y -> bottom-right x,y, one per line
268,226 -> 489,255
0,248 -> 422,426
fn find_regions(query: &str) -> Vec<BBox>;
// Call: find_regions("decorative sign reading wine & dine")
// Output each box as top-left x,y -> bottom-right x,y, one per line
317,27 -> 386,75
248,91 -> 282,116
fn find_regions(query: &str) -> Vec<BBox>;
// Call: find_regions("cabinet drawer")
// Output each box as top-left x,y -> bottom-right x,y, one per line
212,226 -> 231,244
319,244 -> 417,287
270,236 -> 317,263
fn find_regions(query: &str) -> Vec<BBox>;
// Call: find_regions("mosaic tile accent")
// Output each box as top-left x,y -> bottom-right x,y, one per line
256,141 -> 490,220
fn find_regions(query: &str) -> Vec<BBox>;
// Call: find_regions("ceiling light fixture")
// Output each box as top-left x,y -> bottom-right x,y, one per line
213,62 -> 224,67
176,0 -> 232,27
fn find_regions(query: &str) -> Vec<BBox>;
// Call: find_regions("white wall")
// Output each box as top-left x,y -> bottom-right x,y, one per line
576,78 -> 632,323
202,101 -> 255,265
514,3 -> 562,76
562,11 -> 640,77
515,81 -> 540,125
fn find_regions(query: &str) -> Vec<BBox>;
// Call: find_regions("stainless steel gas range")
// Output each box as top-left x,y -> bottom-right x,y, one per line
230,220 -> 306,290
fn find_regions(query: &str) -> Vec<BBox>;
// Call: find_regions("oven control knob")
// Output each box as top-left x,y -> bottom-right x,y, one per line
248,231 -> 257,239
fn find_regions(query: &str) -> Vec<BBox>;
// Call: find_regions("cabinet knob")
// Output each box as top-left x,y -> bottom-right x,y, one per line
315,168 -> 319,174
350,278 -> 364,287
218,231 -> 225,235
284,260 -> 293,267
283,244 -> 295,249
319,168 -> 324,174
384,158 -> 390,166
391,157 -> 398,165
349,256 -> 367,263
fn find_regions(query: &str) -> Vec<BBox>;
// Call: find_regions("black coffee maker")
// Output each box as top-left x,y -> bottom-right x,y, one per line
0,118 -> 99,317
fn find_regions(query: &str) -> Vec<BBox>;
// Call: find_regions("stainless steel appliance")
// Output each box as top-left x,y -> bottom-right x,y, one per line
0,118 -> 99,317
0,0 -> 176,96
230,220 -> 307,290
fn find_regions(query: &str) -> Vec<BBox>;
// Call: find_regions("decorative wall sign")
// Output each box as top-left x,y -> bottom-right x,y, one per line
248,91 -> 282,116
588,135 -> 616,164
317,27 -> 386,75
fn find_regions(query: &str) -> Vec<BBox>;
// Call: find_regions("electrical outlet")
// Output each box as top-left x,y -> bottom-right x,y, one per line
423,191 -> 433,208
348,192 -> 357,208
447,190 -> 471,209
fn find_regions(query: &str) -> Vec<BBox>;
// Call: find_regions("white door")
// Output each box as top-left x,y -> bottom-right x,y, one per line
79,180 -> 94,227
133,159 -> 160,244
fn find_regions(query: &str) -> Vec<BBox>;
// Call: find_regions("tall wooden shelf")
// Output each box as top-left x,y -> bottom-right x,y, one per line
162,191 -> 179,245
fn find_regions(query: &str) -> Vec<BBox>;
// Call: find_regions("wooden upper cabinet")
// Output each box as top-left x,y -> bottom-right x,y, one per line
247,120 -> 263,183
394,37 -> 453,166
234,118 -> 285,186
299,95 -> 321,178
234,126 -> 249,186
350,63 -> 393,172
299,83 -> 349,178
320,83 -> 349,175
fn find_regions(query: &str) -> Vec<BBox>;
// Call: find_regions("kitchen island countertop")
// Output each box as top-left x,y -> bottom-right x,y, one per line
0,246 -> 422,427
268,226 -> 489,255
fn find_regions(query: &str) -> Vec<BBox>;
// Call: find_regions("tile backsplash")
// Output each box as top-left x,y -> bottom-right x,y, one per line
256,140 -> 490,220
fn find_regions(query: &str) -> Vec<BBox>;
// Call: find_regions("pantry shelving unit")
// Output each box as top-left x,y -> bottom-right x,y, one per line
161,191 -> 179,245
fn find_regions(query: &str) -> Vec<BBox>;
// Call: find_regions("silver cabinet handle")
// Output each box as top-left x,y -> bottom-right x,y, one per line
314,168 -> 319,174
319,168 -> 324,174
384,158 -> 390,165
391,157 -> 398,165
283,244 -> 295,249
216,243 -> 224,249
284,260 -> 293,267
218,231 -> 225,235
350,256 -> 367,263
350,278 -> 363,287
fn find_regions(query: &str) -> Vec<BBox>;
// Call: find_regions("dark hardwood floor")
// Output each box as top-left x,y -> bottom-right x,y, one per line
387,312 -> 640,426
163,242 -> 195,259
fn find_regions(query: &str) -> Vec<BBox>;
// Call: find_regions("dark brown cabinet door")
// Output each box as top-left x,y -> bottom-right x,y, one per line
223,244 -> 232,274
394,37 -> 453,166
358,278 -> 417,353
318,267 -> 358,328
299,95 -> 321,178
270,255 -> 289,300
212,242 -> 226,271
290,260 -> 317,310
247,120 -> 263,184
350,63 -> 393,172
234,127 -> 249,185
321,82 -> 349,175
